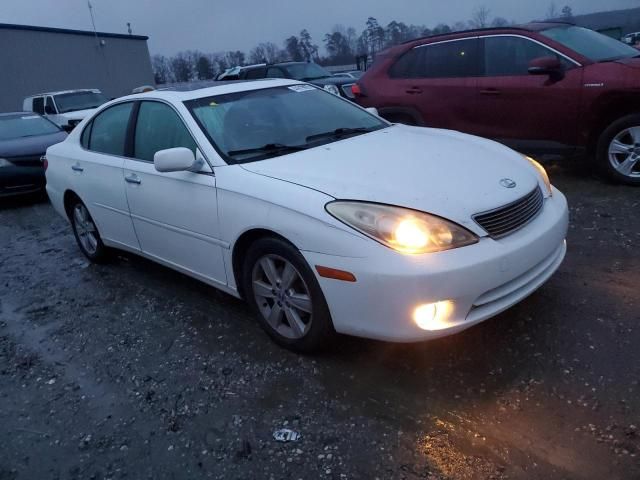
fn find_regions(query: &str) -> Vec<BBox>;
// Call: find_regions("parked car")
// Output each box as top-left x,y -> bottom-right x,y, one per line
216,64 -> 266,80
23,89 -> 108,130
234,62 -> 358,99
355,23 -> 640,185
333,70 -> 364,80
45,79 -> 568,351
0,112 -> 67,198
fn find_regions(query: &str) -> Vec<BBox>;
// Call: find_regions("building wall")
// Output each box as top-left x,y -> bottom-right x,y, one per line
0,28 -> 154,112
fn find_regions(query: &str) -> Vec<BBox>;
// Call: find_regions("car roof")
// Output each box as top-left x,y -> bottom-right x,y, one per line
401,21 -> 573,46
26,88 -> 101,97
115,78 -> 303,103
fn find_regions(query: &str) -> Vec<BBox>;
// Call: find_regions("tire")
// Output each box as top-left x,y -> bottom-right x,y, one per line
596,114 -> 640,185
69,199 -> 109,263
385,113 -> 417,126
242,237 -> 334,352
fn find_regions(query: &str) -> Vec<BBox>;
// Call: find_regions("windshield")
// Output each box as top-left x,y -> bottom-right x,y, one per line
0,114 -> 61,141
186,85 -> 387,163
541,26 -> 639,62
54,91 -> 108,113
283,63 -> 333,80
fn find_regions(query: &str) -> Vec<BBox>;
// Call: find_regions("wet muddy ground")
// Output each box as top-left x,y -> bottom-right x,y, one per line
1,161 -> 639,479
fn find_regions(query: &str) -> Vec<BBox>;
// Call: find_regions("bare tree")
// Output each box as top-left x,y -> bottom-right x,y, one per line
546,2 -> 559,19
470,6 -> 491,28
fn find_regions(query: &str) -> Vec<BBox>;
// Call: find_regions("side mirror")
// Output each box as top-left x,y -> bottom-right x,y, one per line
154,147 -> 198,173
366,107 -> 379,116
528,56 -> 564,80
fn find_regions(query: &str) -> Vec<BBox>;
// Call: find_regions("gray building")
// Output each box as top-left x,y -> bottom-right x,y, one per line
0,23 -> 154,112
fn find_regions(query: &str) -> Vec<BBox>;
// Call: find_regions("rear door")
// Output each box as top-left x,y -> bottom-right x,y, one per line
384,38 -> 481,131
474,35 -> 583,148
123,100 -> 226,285
71,102 -> 140,250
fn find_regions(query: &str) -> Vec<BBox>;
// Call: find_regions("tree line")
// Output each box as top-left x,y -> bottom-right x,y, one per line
152,3 -> 575,84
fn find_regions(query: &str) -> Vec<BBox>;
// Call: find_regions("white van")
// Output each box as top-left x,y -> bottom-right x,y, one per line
23,89 -> 108,130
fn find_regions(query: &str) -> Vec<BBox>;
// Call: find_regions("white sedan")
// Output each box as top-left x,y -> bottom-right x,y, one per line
45,79 -> 568,352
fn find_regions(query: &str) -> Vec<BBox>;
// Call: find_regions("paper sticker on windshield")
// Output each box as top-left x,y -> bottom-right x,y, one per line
21,115 -> 41,120
288,85 -> 315,93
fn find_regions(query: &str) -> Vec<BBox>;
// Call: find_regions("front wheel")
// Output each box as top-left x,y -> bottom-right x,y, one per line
596,114 -> 640,185
69,199 -> 108,262
242,237 -> 334,352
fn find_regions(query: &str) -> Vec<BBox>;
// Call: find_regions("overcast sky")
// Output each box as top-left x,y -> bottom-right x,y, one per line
2,0 -> 639,55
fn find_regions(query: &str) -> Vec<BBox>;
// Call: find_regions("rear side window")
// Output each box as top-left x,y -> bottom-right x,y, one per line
88,102 -> 134,156
32,97 -> 44,115
133,101 -> 197,162
45,96 -> 56,114
390,39 -> 480,78
244,68 -> 266,80
483,36 -> 570,76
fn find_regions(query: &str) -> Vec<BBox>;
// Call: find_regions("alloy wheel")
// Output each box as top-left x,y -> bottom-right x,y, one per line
608,127 -> 640,179
73,204 -> 99,255
251,254 -> 313,339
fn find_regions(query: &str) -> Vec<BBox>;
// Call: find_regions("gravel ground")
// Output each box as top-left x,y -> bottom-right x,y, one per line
0,161 -> 639,480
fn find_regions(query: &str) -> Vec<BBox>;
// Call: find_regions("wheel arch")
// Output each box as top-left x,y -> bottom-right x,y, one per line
231,228 -> 298,299
588,93 -> 640,151
63,189 -> 82,220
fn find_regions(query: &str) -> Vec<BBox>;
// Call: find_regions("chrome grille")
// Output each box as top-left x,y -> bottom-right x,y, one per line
473,186 -> 544,238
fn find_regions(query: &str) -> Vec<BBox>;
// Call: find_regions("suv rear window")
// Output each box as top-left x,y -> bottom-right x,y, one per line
390,39 -> 480,79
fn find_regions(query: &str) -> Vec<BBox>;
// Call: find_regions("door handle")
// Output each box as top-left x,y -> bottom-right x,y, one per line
480,88 -> 501,96
406,87 -> 423,94
71,164 -> 83,172
125,174 -> 141,185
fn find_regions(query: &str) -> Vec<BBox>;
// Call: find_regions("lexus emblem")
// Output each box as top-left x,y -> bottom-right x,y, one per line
499,178 -> 517,189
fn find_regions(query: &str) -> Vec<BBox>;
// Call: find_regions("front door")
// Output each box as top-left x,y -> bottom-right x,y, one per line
474,35 -> 583,149
123,100 -> 227,285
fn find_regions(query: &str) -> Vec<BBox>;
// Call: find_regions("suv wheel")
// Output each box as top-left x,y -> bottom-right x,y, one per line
69,200 -> 108,262
597,114 -> 640,185
242,237 -> 334,352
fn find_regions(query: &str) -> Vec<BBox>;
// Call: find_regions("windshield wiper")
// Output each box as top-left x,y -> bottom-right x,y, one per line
306,127 -> 377,143
227,143 -> 308,157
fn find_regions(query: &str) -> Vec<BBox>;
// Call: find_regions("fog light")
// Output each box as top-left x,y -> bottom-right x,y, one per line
413,301 -> 453,331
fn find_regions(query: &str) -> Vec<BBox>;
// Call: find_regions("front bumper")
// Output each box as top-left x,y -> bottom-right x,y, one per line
302,189 -> 569,342
0,166 -> 45,198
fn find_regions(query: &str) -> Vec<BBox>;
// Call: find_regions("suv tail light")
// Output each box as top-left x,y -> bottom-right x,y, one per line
352,83 -> 365,98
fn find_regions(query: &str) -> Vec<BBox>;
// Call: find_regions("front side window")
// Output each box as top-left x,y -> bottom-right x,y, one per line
55,91 -> 108,113
390,39 -> 480,79
134,101 -> 197,162
266,68 -> 286,78
32,97 -> 44,115
244,68 -> 266,80
186,86 -> 387,164
541,25 -> 638,62
88,102 -> 133,156
483,36 -> 571,76
45,96 -> 57,114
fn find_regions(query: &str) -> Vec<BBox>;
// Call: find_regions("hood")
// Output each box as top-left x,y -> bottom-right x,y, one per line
240,125 -> 540,231
58,108 -> 97,120
0,131 -> 68,159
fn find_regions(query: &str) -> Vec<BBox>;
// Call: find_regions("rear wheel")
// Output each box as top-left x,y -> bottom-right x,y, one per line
596,114 -> 640,185
242,237 -> 334,352
69,199 -> 108,262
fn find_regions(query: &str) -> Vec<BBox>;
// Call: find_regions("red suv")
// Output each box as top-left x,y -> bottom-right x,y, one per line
355,23 -> 640,185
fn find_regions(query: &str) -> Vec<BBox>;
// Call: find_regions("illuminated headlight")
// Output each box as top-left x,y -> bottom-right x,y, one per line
323,84 -> 341,96
0,158 -> 13,168
524,155 -> 552,197
326,201 -> 478,254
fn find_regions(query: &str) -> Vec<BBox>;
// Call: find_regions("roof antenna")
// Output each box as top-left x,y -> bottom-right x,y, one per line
87,1 -> 100,46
